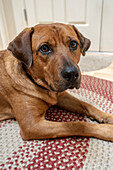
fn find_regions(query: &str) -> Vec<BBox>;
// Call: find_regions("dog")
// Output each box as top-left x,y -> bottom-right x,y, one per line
0,23 -> 113,142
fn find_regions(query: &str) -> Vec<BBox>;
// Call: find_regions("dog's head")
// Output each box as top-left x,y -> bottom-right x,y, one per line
8,23 -> 91,92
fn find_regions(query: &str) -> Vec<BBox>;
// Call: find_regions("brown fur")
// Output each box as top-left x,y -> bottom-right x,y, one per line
0,23 -> 113,142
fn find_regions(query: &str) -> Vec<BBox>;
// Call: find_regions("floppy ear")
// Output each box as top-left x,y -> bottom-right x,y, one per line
8,27 -> 34,68
73,25 -> 91,56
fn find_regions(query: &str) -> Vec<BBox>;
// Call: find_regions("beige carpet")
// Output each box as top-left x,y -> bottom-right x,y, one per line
79,52 -> 113,72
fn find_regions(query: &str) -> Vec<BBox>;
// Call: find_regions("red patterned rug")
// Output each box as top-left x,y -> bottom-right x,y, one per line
0,75 -> 113,170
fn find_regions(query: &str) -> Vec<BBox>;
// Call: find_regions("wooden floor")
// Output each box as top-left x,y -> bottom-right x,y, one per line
82,54 -> 113,82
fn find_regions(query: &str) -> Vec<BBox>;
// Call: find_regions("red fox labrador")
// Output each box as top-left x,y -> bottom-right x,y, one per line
0,23 -> 113,141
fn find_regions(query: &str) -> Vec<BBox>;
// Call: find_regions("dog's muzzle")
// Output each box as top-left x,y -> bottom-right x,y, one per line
49,65 -> 81,92
61,65 -> 81,90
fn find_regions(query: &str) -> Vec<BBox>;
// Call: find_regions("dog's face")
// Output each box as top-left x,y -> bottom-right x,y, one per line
8,23 -> 90,92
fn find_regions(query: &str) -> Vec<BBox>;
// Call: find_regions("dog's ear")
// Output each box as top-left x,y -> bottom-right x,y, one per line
8,27 -> 34,68
73,25 -> 91,56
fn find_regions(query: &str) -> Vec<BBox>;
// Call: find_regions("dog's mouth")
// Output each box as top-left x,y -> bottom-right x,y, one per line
49,79 -> 81,92
68,83 -> 80,90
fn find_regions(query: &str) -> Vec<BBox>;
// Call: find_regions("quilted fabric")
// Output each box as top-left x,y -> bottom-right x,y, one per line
0,75 -> 113,169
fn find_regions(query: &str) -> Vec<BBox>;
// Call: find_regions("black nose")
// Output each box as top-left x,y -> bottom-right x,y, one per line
61,66 -> 79,81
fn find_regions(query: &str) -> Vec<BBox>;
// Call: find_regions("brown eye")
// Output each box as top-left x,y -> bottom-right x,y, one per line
39,44 -> 52,55
70,40 -> 78,51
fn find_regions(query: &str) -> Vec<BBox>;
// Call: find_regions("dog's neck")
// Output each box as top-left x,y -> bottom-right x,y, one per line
21,62 -> 49,91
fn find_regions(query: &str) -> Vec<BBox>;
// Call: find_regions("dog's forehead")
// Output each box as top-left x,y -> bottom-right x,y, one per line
34,23 -> 75,34
33,24 -> 78,45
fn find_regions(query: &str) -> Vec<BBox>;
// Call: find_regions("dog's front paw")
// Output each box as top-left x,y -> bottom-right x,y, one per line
99,124 -> 113,142
91,111 -> 113,125
99,113 -> 113,124
103,115 -> 113,124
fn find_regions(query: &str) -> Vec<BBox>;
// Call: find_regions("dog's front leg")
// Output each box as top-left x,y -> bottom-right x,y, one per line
57,91 -> 113,124
11,93 -> 113,142
22,119 -> 113,142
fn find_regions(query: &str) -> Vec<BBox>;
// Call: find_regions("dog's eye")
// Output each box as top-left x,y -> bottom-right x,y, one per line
39,44 -> 52,55
70,40 -> 78,51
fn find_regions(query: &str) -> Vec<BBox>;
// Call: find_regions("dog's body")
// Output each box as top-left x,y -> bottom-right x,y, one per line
0,23 -> 113,141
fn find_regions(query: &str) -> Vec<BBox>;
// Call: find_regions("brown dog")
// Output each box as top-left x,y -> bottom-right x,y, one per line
0,23 -> 113,141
